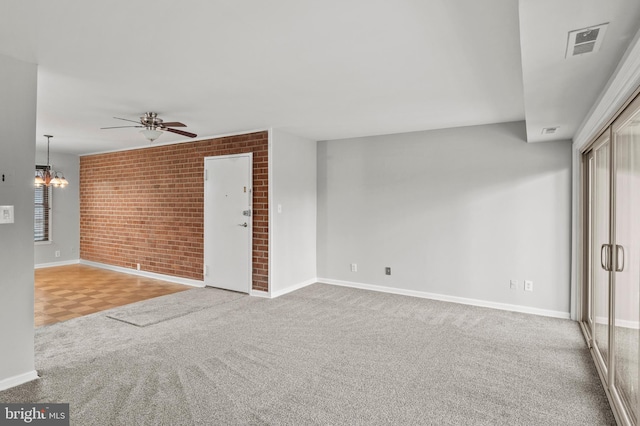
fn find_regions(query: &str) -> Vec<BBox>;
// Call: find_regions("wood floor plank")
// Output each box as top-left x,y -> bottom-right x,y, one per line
34,264 -> 190,327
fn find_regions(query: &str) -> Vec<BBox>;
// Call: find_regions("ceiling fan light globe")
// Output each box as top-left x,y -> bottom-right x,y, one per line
141,129 -> 163,142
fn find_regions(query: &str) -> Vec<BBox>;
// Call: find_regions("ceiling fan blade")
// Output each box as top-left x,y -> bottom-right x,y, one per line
101,125 -> 144,129
160,122 -> 187,127
163,127 -> 197,138
113,117 -> 143,124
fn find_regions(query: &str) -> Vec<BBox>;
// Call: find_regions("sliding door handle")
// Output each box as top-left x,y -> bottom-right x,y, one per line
616,245 -> 625,272
601,244 -> 612,271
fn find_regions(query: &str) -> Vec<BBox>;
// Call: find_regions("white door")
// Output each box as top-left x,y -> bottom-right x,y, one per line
204,154 -> 252,293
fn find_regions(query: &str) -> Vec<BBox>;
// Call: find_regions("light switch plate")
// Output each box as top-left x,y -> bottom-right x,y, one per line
0,205 -> 14,224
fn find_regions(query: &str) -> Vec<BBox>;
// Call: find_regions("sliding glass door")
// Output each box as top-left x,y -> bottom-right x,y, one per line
612,96 -> 640,424
584,93 -> 640,425
588,132 -> 611,373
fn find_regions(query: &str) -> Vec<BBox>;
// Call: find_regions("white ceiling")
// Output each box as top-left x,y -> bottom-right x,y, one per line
520,0 -> 640,143
0,0 -> 639,154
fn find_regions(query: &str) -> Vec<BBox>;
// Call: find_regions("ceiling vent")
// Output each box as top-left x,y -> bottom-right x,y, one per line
541,127 -> 559,135
566,23 -> 608,58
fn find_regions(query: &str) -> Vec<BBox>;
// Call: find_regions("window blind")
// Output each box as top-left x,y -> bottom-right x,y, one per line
35,165 -> 50,242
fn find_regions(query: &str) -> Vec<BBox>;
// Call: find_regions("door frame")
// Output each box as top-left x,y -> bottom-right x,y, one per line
203,153 -> 253,293
582,130 -> 613,378
581,129 -> 626,425
579,92 -> 640,426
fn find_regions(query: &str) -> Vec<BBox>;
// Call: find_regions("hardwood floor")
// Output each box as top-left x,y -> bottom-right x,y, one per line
35,264 -> 190,327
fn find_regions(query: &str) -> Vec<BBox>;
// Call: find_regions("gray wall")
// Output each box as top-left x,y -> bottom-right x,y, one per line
317,121 -> 573,314
34,150 -> 80,266
0,54 -> 37,386
271,129 -> 317,295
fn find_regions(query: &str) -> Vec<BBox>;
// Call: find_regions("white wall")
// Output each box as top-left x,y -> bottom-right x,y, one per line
34,150 -> 80,266
317,121 -> 572,315
0,53 -> 38,389
270,129 -> 317,295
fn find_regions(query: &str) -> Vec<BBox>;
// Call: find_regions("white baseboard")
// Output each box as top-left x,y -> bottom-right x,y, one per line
270,278 -> 317,298
249,290 -> 271,298
34,259 -> 80,269
595,315 -> 640,330
248,278 -> 316,299
0,370 -> 38,392
318,278 -> 571,320
615,319 -> 640,329
79,260 -> 205,288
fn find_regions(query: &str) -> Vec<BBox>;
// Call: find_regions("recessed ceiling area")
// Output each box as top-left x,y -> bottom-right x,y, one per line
0,1 -> 639,153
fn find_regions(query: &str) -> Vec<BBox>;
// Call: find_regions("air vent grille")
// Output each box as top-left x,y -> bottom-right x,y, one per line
576,28 -> 600,44
566,23 -> 608,59
574,42 -> 596,55
542,127 -> 559,135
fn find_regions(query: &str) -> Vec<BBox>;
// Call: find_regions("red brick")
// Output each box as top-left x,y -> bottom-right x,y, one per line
80,131 -> 269,291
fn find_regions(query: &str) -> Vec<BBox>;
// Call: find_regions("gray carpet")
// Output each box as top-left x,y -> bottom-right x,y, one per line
105,288 -> 245,327
0,284 -> 614,425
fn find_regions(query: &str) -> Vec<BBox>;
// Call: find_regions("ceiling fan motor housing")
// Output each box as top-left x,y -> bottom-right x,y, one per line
142,112 -> 162,129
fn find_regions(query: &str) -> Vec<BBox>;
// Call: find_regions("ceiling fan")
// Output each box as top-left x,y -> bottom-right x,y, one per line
101,112 -> 197,142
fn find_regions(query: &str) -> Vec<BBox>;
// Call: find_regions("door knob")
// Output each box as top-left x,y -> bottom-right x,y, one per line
238,222 -> 248,228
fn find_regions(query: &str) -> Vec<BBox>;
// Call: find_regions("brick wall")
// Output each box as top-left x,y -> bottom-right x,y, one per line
80,131 -> 269,291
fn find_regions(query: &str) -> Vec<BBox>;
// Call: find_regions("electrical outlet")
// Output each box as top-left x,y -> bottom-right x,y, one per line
350,263 -> 357,272
385,267 -> 391,275
510,279 -> 518,290
55,250 -> 61,258
136,263 -> 141,271
524,280 -> 533,292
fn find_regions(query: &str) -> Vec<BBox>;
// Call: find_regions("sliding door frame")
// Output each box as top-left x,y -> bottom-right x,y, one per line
579,91 -> 640,426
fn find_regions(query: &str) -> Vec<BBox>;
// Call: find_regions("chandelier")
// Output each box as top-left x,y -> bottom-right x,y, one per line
35,135 -> 69,188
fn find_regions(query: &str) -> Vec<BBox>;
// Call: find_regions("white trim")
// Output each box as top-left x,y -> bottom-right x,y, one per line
267,128 -> 273,298
249,290 -> 271,298
80,127 -> 270,156
0,370 -> 38,392
573,28 -> 640,150
252,276 -> 572,319
318,278 -> 571,319
35,259 -> 80,269
594,316 -> 640,330
270,278 -> 317,298
570,147 -> 580,320
79,260 -> 204,287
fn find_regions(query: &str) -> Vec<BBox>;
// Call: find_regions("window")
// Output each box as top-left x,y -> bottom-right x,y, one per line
34,165 -> 51,242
